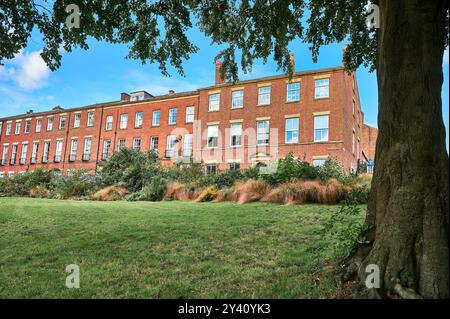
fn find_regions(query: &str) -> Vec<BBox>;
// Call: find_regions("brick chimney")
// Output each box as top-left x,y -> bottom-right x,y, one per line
215,60 -> 224,85
168,90 -> 175,95
120,92 -> 131,102
289,52 -> 295,73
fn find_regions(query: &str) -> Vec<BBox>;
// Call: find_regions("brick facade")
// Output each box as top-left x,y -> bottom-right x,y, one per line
0,58 -> 377,177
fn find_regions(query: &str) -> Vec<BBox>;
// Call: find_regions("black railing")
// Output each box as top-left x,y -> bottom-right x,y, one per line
69,154 -> 77,162
10,158 -> 16,165
1,159 -> 6,166
30,157 -> 37,164
54,155 -> 62,163
42,156 -> 49,164
19,157 -> 26,165
82,153 -> 90,162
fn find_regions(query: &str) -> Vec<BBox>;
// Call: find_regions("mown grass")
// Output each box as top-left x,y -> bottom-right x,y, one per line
0,198 -> 365,298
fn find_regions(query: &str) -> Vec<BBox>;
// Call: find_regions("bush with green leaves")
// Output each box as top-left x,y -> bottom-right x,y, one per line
316,157 -> 345,182
139,176 -> 168,201
325,204 -> 370,261
344,184 -> 371,205
261,153 -> 317,185
50,169 -> 98,199
100,148 -> 163,192
0,169 -> 54,197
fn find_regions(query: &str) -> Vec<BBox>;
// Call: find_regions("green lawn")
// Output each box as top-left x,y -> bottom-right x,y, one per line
0,198 -> 364,298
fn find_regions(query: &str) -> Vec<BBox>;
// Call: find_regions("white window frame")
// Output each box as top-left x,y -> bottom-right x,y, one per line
186,106 -> 195,123
152,110 -> 161,126
183,134 -> 193,157
166,135 -> 177,157
207,125 -> 219,149
43,141 -> 51,162
133,138 -> 142,150
83,138 -> 92,159
230,123 -> 242,147
24,120 -> 31,134
74,113 -> 81,128
87,112 -> 95,127
232,90 -> 244,109
47,117 -> 53,131
258,86 -> 271,105
1,145 -> 9,164
35,119 -> 42,133
70,139 -> 78,159
168,108 -> 177,125
315,78 -> 330,99
118,138 -> 126,151
55,140 -> 63,161
105,115 -> 113,131
20,143 -> 28,164
314,115 -> 329,142
286,82 -> 300,102
150,136 -> 159,151
15,121 -> 21,135
119,114 -> 128,129
59,116 -> 67,130
5,123 -> 12,135
209,93 -> 220,112
135,112 -> 143,128
31,142 -> 39,161
312,158 -> 327,167
102,140 -> 111,160
257,120 -> 270,145
285,118 -> 299,144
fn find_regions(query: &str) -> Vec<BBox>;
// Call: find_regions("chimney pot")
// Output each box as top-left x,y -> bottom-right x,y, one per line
168,90 -> 175,95
215,60 -> 224,85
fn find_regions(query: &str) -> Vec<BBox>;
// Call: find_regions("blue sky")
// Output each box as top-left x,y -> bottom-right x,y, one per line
0,28 -> 448,149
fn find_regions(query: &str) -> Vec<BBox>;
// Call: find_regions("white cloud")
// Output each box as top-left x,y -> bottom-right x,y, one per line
444,48 -> 449,65
1,50 -> 51,90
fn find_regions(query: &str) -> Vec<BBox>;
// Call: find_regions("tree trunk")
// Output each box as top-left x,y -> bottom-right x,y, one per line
361,0 -> 449,298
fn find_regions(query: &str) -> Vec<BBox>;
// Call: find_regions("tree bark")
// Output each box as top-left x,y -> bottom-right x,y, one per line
361,0 -> 449,298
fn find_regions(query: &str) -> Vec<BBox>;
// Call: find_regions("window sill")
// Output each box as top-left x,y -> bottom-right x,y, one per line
208,110 -> 220,113
257,104 -> 270,107
314,96 -> 330,100
152,124 -> 160,127
231,107 -> 244,110
285,100 -> 300,104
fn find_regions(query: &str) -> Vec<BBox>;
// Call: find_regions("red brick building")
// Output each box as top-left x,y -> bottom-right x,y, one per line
0,57 -> 376,177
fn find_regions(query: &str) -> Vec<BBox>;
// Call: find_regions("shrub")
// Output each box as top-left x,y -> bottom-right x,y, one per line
100,148 -> 163,192
93,186 -> 127,201
262,153 -> 317,184
325,204 -> 370,261
195,186 -> 219,202
51,169 -> 98,199
234,179 -> 270,204
213,169 -> 245,189
140,177 -> 168,201
0,173 -> 29,197
125,192 -> 142,202
316,158 -> 345,182
343,184 -> 370,205
29,185 -> 50,198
